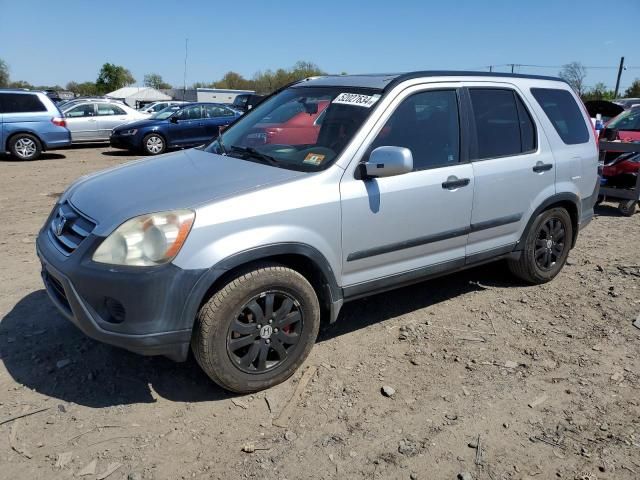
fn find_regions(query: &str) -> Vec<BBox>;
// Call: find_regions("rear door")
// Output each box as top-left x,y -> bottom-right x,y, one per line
96,103 -> 130,139
64,103 -> 98,141
202,105 -> 237,142
463,85 -> 555,259
167,105 -> 204,145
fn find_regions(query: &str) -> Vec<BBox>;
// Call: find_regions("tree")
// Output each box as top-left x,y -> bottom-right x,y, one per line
213,71 -> 253,90
0,58 -> 8,87
582,82 -> 615,101
559,62 -> 587,95
66,81 -> 99,96
625,79 -> 640,98
96,63 -> 135,93
144,73 -> 171,90
8,80 -> 33,89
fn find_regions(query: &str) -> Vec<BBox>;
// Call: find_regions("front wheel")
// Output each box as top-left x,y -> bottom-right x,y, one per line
192,264 -> 320,393
142,133 -> 166,155
618,200 -> 637,217
508,208 -> 573,284
9,134 -> 42,160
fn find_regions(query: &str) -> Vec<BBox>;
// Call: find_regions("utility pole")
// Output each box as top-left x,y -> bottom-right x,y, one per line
510,64 -> 515,73
183,38 -> 189,100
489,65 -> 493,72
614,56 -> 625,98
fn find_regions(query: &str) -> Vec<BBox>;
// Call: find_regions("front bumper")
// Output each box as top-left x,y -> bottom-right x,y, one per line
109,134 -> 138,150
36,213 -> 206,361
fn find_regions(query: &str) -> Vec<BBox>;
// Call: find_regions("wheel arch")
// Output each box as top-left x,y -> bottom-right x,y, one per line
6,130 -> 44,152
181,243 -> 343,335
516,193 -> 580,250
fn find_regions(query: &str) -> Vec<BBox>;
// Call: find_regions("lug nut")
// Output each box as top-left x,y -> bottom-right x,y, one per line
265,339 -> 271,344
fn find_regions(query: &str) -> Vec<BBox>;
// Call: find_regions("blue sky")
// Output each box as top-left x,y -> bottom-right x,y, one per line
1,0 -> 639,91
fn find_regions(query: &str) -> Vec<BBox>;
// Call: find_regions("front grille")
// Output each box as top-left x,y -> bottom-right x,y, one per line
48,201 -> 96,255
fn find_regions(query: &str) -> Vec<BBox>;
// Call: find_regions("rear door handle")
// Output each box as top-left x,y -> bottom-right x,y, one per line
442,177 -> 471,190
533,162 -> 553,173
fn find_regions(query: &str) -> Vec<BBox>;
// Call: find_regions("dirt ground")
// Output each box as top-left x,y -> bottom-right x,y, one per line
0,145 -> 639,480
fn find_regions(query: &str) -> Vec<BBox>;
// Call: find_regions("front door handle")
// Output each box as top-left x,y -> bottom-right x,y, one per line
533,162 -> 553,173
442,177 -> 471,190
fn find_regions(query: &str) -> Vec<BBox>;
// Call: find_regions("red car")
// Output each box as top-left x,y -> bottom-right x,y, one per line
601,105 -> 640,143
246,100 -> 329,146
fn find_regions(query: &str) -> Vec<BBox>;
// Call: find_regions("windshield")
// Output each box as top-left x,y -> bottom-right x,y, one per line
608,107 -> 640,131
205,86 -> 382,171
151,105 -> 182,120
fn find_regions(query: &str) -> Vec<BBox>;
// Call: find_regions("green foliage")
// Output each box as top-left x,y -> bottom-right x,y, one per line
0,58 -> 9,87
8,80 -> 32,89
144,73 -> 172,90
66,81 -> 100,96
581,82 -> 615,101
625,79 -> 640,98
194,61 -> 326,95
96,63 -> 135,93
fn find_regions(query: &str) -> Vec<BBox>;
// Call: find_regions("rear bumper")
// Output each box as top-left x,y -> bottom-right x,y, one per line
579,177 -> 601,231
36,220 -> 206,361
42,130 -> 72,150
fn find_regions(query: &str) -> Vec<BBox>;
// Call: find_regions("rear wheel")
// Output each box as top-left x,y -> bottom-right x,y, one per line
508,208 -> 573,284
192,264 -> 320,393
142,133 -> 166,155
618,200 -> 637,217
9,134 -> 42,160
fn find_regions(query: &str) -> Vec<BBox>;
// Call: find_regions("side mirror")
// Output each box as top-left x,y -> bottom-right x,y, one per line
169,116 -> 179,123
359,146 -> 413,179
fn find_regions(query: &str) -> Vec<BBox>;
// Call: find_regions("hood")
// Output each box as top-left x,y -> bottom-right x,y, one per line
67,149 -> 306,235
114,117 -> 167,131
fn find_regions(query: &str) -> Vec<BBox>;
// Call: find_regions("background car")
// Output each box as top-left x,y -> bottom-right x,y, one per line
246,99 -> 329,146
62,100 -> 149,143
613,98 -> 640,110
232,93 -> 265,112
110,102 -> 241,155
0,89 -> 71,160
138,101 -> 187,115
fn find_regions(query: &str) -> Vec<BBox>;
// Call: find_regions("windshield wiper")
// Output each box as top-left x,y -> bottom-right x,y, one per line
230,145 -> 279,166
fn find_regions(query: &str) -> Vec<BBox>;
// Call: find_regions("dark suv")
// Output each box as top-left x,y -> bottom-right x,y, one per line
0,90 -> 71,160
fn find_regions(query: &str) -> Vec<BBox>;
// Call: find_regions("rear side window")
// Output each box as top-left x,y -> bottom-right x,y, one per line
469,89 -> 537,159
530,88 -> 589,144
0,93 -> 47,113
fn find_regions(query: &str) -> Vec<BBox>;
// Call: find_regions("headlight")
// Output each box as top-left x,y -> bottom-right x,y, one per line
92,210 -> 195,266
120,128 -> 138,136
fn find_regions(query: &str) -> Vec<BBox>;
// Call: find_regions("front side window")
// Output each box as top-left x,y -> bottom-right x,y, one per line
369,89 -> 460,171
530,88 -> 589,144
151,105 -> 181,120
608,108 -> 640,131
65,104 -> 95,117
97,104 -> 125,116
206,86 -> 381,171
0,93 -> 47,113
176,105 -> 202,120
469,88 -> 537,159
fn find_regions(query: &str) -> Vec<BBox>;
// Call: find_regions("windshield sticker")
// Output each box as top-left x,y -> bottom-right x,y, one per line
303,153 -> 326,165
332,93 -> 381,108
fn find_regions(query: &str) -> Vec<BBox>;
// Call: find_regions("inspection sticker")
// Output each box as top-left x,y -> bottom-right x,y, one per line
332,93 -> 381,108
303,153 -> 326,165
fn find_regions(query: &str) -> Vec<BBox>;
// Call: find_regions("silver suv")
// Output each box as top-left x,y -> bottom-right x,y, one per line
37,72 -> 599,392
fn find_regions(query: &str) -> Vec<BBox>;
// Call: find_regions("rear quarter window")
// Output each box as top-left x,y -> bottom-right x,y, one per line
0,93 -> 48,113
530,88 -> 589,145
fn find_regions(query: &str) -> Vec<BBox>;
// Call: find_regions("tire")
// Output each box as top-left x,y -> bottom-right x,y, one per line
508,207 -> 573,284
8,133 -> 42,160
192,263 -> 320,393
142,133 -> 166,155
618,200 -> 637,217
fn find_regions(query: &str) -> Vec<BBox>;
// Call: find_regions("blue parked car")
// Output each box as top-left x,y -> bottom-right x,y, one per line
0,89 -> 71,160
110,102 -> 241,155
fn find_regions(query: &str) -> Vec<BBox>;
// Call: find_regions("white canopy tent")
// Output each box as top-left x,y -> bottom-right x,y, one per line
106,87 -> 171,108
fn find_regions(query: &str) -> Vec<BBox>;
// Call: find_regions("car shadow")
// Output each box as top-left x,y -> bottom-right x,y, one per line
101,150 -> 138,157
595,203 -> 637,217
0,262 -> 518,408
0,152 -> 66,162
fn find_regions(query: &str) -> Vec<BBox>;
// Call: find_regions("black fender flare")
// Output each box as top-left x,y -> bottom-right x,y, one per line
515,193 -> 581,250
179,242 -> 343,330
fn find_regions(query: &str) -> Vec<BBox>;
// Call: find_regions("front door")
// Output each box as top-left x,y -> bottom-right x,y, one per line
168,105 -> 204,146
340,87 -> 474,292
96,103 -> 130,140
463,85 -> 555,258
64,103 -> 98,141
202,104 -> 237,143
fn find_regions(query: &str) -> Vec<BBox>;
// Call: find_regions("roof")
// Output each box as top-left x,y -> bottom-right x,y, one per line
106,86 -> 171,101
296,71 -> 566,90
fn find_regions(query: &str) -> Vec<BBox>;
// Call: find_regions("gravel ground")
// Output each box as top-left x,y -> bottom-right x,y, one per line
0,146 -> 639,480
